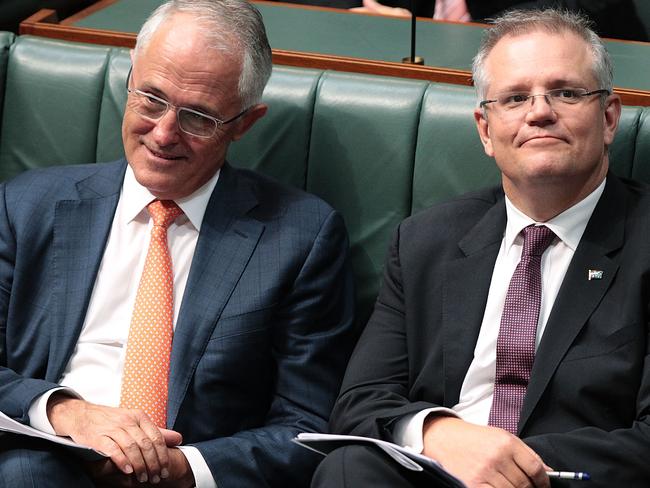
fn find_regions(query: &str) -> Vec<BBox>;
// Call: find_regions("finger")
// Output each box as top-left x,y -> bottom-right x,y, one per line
93,434 -> 136,477
120,425 -> 166,483
107,426 -> 150,481
491,470 -> 521,488
512,445 -> 550,488
160,428 -> 183,447
496,462 -> 534,488
137,419 -> 173,482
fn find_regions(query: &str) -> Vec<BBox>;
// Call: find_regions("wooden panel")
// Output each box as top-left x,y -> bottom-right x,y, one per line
18,1 -> 650,106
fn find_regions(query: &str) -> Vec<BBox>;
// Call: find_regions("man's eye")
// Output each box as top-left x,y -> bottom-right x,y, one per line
184,111 -> 207,123
502,94 -> 529,105
143,94 -> 166,107
553,89 -> 579,99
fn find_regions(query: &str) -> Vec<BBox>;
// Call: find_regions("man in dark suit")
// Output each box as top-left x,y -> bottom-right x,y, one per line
312,8 -> 650,488
0,1 -> 354,487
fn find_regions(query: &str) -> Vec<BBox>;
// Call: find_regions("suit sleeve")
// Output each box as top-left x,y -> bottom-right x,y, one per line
191,208 -> 356,487
0,181 -> 62,422
329,224 -> 441,440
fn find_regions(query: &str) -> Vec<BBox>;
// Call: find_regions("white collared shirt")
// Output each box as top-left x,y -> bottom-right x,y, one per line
394,179 -> 606,451
29,165 -> 220,488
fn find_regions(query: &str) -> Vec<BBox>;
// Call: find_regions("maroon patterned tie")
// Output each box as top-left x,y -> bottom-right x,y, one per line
488,225 -> 555,434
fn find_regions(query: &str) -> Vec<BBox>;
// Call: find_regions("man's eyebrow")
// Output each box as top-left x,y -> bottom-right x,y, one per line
137,82 -> 221,118
494,79 -> 587,93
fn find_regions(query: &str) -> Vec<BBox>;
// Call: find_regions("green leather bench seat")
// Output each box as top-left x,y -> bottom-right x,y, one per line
2,34 -> 650,326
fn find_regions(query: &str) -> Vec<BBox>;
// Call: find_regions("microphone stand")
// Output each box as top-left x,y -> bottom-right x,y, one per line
402,0 -> 424,64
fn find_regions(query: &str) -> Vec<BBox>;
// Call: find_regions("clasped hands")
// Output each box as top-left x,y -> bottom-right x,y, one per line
47,394 -> 194,487
423,416 -> 552,488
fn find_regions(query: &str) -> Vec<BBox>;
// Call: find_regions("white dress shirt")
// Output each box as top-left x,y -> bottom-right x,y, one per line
394,179 -> 606,452
28,165 -> 220,488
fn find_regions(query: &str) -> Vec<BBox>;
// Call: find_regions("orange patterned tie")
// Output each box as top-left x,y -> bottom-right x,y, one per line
120,200 -> 183,428
433,0 -> 470,21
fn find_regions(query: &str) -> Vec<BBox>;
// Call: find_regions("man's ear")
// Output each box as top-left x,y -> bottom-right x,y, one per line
232,104 -> 268,141
474,107 -> 494,157
602,93 -> 621,146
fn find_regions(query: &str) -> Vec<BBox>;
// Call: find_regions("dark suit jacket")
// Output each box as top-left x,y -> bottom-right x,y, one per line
0,159 -> 355,487
330,174 -> 650,487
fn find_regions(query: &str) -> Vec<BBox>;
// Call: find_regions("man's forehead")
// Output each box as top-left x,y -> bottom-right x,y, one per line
483,30 -> 595,88
135,15 -> 241,84
488,29 -> 588,56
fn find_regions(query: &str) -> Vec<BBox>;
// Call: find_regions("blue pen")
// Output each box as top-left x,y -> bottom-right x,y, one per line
547,471 -> 590,481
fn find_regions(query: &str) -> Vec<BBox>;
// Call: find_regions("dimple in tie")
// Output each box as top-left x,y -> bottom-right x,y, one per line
120,200 -> 183,428
433,0 -> 470,21
488,225 -> 555,434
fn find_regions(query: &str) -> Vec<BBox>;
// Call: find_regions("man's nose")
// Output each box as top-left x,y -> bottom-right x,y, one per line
152,109 -> 181,145
525,94 -> 557,125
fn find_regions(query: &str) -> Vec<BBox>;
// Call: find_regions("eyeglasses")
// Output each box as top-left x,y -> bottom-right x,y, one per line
479,88 -> 610,115
125,67 -> 248,138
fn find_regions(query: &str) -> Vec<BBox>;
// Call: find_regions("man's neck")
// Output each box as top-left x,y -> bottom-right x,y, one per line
503,169 -> 607,222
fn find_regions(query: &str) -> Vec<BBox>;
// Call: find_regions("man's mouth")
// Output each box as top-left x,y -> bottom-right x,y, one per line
146,146 -> 183,161
520,135 -> 566,146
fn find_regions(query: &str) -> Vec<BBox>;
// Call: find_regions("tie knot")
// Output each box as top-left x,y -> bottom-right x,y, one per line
521,225 -> 555,257
147,200 -> 183,229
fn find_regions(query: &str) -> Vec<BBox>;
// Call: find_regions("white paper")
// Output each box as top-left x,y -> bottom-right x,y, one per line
0,410 -> 105,458
293,432 -> 466,487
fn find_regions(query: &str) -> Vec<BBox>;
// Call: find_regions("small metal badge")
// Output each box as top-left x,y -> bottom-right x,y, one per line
588,269 -> 603,281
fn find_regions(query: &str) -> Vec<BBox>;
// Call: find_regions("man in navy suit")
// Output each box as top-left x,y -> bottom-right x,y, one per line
0,0 -> 354,487
312,9 -> 650,488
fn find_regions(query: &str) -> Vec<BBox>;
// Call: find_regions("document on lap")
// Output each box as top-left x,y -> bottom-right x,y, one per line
0,410 -> 106,460
293,432 -> 466,488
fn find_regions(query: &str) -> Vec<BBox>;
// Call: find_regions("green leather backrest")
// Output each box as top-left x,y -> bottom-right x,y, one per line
306,71 -> 428,324
0,34 -> 649,328
0,37 -> 111,180
229,66 -> 321,190
0,32 -> 15,146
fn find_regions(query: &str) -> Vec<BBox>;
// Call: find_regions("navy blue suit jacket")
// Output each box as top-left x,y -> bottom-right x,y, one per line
0,159 -> 355,487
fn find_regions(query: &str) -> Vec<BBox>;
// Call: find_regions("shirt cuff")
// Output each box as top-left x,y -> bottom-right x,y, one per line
392,407 -> 458,453
27,387 -> 82,435
178,445 -> 217,488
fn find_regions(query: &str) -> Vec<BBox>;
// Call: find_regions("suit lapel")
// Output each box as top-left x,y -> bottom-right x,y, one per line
167,164 -> 264,426
47,162 -> 125,381
519,176 -> 626,432
443,194 -> 506,404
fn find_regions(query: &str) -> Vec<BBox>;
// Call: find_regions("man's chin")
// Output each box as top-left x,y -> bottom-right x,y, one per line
132,170 -> 182,199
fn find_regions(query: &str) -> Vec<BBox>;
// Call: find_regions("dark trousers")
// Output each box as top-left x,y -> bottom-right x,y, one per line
311,444 -> 460,488
0,433 -> 94,487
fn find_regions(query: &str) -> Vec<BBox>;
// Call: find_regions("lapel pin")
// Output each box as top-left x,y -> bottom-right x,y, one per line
588,269 -> 603,281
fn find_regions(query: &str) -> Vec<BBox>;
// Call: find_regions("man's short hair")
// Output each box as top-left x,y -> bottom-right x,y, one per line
134,0 -> 272,109
472,9 -> 613,102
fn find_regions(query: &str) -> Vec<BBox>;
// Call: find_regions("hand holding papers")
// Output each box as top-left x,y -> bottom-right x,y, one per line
0,410 -> 105,460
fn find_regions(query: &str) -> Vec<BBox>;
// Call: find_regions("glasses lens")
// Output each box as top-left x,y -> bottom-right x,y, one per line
497,93 -> 529,110
130,91 -> 168,119
178,108 -> 217,137
547,88 -> 586,104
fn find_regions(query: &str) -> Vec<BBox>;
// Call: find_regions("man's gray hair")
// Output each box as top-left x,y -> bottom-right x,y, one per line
472,9 -> 613,102
134,0 -> 272,109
